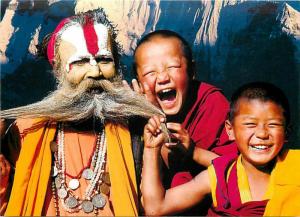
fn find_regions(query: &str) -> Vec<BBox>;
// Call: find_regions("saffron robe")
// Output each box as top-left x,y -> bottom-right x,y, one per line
4,118 -> 139,216
264,149 -> 300,216
208,150 -> 300,216
207,154 -> 269,216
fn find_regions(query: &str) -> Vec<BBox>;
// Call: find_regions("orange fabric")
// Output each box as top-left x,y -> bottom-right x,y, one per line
264,149 -> 300,216
4,119 -> 138,216
106,122 -> 138,216
5,119 -> 54,216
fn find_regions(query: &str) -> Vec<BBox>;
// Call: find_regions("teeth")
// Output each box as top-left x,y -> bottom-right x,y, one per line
161,89 -> 172,93
250,145 -> 269,150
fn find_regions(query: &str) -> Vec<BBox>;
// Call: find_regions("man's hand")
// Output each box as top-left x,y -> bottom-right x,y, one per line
122,79 -> 159,107
144,115 -> 166,149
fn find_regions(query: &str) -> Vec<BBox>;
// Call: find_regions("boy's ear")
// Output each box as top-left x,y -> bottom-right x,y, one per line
225,120 -> 235,140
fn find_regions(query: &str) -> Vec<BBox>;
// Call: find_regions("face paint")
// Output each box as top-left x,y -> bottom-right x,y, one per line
60,23 -> 113,72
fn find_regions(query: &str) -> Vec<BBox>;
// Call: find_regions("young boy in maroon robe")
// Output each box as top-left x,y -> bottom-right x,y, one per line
125,30 -> 238,214
141,82 -> 300,216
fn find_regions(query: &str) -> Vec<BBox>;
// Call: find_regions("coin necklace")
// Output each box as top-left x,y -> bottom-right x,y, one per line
51,122 -> 108,214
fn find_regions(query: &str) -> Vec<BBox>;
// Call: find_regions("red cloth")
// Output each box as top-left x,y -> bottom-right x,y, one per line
207,155 -> 268,216
168,81 -> 238,215
168,81 -> 238,186
182,81 -> 237,155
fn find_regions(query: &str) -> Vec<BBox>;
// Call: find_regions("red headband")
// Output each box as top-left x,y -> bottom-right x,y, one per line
47,17 -> 72,66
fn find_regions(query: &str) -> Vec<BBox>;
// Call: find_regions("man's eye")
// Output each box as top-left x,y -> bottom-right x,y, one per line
95,57 -> 113,63
71,58 -> 89,65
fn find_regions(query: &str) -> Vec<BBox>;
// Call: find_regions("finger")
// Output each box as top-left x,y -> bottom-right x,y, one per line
146,117 -> 161,134
169,132 -> 182,142
164,142 -> 177,148
0,155 -> 10,176
122,80 -> 131,90
132,79 -> 142,94
166,122 -> 182,132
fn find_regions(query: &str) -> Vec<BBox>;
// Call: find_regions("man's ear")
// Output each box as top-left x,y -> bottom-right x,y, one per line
225,120 -> 235,140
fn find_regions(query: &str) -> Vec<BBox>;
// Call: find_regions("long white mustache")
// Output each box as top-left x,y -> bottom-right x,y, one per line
1,78 -> 165,123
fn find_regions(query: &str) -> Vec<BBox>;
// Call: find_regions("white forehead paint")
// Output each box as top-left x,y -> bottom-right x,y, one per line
60,23 -> 112,72
94,23 -> 113,57
60,25 -> 91,71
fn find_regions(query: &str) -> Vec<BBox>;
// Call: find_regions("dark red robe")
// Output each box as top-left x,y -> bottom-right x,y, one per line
165,81 -> 238,185
207,154 -> 268,216
165,81 -> 238,215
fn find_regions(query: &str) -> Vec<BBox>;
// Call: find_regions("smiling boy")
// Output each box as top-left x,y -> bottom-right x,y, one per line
142,82 -> 300,216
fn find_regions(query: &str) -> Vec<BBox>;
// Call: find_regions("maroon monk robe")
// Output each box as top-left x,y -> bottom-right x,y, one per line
166,81 -> 238,215
207,154 -> 268,216
182,81 -> 237,155
168,81 -> 238,186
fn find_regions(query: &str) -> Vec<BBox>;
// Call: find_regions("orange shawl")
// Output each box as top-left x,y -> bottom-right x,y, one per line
264,149 -> 300,216
5,120 -> 138,216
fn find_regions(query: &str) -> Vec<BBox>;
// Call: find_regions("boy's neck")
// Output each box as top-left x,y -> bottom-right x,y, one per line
241,156 -> 276,201
241,156 -> 276,177
242,156 -> 275,173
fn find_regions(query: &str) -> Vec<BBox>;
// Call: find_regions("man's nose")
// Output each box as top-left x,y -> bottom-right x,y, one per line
85,64 -> 102,79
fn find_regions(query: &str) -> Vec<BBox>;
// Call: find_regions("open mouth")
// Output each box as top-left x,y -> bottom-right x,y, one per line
157,88 -> 177,101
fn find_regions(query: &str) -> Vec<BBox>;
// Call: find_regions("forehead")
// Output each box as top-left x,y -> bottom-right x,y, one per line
235,99 -> 284,116
58,23 -> 112,56
135,36 -> 184,62
146,36 -> 182,50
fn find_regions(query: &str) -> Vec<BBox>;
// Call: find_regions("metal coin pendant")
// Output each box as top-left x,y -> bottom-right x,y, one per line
57,188 -> 68,199
65,196 -> 78,208
68,179 -> 80,190
102,172 -> 111,185
100,183 -> 110,195
82,200 -> 94,213
82,168 -> 93,180
51,166 -> 58,177
92,194 -> 106,208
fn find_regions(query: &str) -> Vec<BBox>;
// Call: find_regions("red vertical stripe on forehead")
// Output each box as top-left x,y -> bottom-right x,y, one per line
83,15 -> 99,56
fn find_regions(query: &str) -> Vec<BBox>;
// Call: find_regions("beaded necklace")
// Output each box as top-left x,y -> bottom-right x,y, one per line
51,123 -> 110,215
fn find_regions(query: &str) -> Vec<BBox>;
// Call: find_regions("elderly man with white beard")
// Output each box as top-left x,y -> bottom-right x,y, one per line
0,9 -> 165,216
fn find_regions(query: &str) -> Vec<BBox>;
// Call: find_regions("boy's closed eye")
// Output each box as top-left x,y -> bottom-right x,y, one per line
268,122 -> 284,128
243,122 -> 257,127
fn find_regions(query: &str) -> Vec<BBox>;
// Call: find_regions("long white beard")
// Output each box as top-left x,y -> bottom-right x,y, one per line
1,78 -> 165,123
